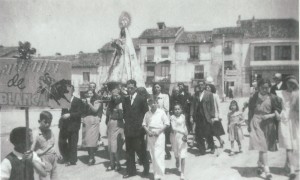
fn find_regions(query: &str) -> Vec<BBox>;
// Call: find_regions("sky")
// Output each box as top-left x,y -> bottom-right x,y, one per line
0,0 -> 298,56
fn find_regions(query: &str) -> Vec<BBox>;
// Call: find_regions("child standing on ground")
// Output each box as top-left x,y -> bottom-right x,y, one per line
227,100 -> 244,156
1,127 -> 47,180
170,104 -> 188,180
143,98 -> 169,180
32,111 -> 58,180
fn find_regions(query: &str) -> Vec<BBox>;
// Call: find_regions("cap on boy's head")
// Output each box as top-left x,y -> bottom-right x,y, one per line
10,127 -> 31,146
274,73 -> 282,80
40,111 -> 53,121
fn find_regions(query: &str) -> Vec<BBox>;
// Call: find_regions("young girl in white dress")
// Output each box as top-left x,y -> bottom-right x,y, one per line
170,104 -> 188,180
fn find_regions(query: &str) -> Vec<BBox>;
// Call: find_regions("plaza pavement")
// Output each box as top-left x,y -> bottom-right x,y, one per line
1,98 -> 299,180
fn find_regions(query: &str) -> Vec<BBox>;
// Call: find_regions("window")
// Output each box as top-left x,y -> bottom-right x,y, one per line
275,46 -> 291,60
147,47 -> 155,61
147,39 -> 154,43
296,45 -> 299,60
146,66 -> 155,83
161,47 -> 169,58
254,46 -> 271,61
224,41 -> 233,55
189,46 -> 199,59
83,72 -> 90,83
161,65 -> 170,77
161,38 -> 169,43
194,65 -> 204,79
224,61 -> 233,70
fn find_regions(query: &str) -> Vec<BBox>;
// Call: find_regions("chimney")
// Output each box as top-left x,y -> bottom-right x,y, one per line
237,15 -> 241,27
157,22 -> 166,30
252,16 -> 256,28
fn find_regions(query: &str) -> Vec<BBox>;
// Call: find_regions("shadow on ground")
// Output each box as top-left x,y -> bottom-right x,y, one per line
232,167 -> 264,179
165,168 -> 180,176
232,166 -> 288,179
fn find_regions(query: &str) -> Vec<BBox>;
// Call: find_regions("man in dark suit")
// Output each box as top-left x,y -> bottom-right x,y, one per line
178,82 -> 192,133
190,81 -> 215,155
58,85 -> 83,166
122,79 -> 149,178
270,73 -> 285,95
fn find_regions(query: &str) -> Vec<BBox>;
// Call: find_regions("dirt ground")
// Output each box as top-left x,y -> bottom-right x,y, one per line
1,98 -> 299,180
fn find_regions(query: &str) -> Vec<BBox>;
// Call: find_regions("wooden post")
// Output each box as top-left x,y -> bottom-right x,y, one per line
25,107 -> 30,180
25,107 -> 30,150
222,34 -> 225,102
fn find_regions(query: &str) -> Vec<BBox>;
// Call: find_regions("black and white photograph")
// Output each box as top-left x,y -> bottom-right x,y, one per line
0,0 -> 299,179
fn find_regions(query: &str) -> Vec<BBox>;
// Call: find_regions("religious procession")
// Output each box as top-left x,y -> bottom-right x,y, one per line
0,1 -> 299,180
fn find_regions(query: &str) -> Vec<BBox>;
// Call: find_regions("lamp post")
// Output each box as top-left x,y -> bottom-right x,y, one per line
222,34 -> 225,101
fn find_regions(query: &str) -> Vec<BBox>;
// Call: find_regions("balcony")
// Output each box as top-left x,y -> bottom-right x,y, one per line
188,56 -> 200,62
250,60 -> 299,67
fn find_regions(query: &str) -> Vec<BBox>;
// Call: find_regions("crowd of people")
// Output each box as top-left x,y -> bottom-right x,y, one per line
1,73 -> 299,180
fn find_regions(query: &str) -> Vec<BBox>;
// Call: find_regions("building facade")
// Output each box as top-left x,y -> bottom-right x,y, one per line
175,31 -> 213,92
138,22 -> 184,92
30,17 -> 298,97
241,18 -> 299,96
211,17 -> 299,97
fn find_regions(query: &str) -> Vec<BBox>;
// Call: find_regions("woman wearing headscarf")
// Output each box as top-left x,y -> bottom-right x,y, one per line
277,76 -> 299,179
152,82 -> 171,160
248,78 -> 282,180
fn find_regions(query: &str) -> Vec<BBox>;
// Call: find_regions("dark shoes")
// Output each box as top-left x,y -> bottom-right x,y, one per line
256,167 -> 263,175
115,164 -> 122,171
106,165 -> 115,171
266,174 -> 272,180
123,174 -> 136,179
65,162 -> 76,166
210,148 -> 215,154
165,154 -> 171,160
88,159 -> 95,166
289,173 -> 296,180
220,140 -> 225,148
57,158 -> 66,164
141,171 -> 149,177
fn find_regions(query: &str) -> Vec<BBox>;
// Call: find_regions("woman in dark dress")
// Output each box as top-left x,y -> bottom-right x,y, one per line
248,78 -> 282,179
206,84 -> 225,148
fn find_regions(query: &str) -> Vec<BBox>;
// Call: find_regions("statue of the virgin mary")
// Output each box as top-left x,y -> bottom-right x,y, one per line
105,12 -> 145,87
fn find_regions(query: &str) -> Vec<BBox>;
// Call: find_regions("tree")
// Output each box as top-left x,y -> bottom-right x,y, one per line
18,41 -> 36,60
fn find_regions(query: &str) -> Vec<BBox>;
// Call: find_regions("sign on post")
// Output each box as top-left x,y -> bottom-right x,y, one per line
0,58 -> 72,108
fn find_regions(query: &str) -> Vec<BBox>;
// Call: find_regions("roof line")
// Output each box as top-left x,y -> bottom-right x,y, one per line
241,18 -> 297,22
